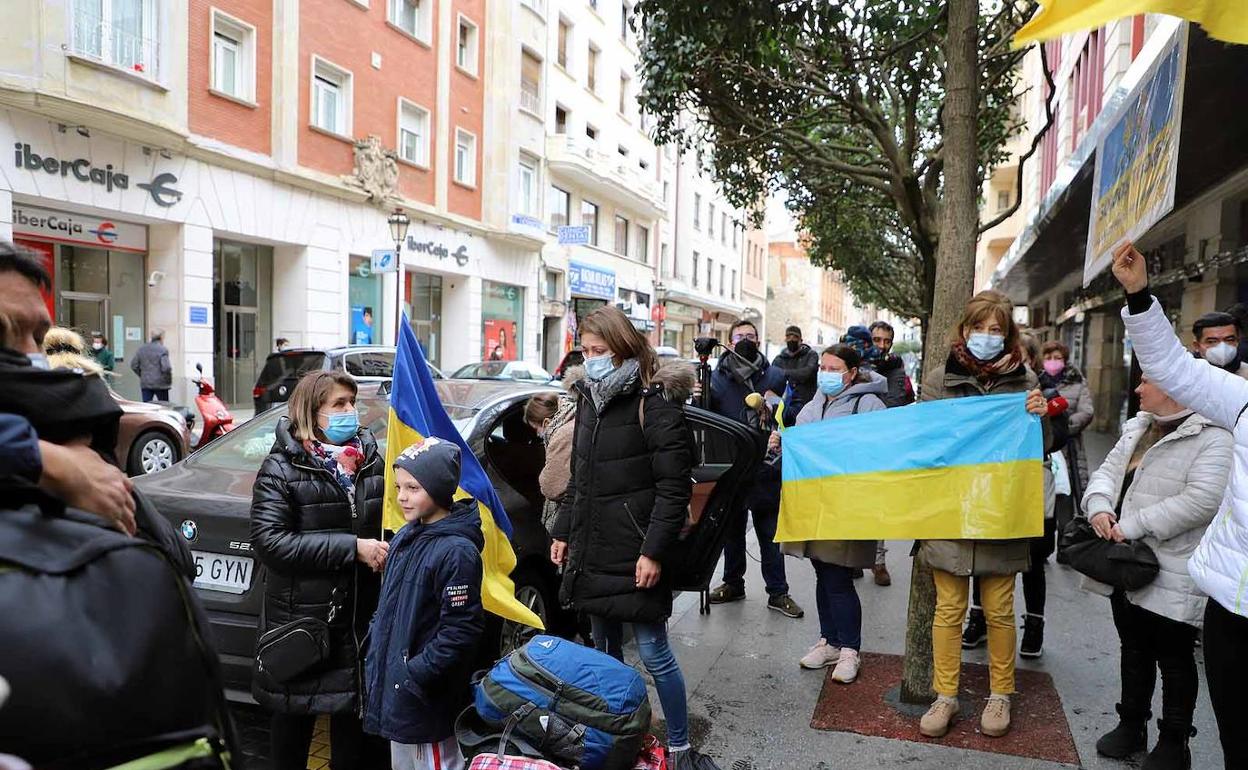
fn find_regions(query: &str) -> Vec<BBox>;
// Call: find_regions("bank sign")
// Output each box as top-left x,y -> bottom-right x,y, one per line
12,204 -> 147,253
568,260 -> 616,300
13,142 -> 183,207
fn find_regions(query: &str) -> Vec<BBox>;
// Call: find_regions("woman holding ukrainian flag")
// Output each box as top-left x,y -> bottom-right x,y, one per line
917,290 -> 1049,741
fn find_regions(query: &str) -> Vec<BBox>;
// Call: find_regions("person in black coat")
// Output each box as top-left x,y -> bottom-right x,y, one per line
249,370 -> 389,770
550,306 -> 719,770
772,325 -> 819,414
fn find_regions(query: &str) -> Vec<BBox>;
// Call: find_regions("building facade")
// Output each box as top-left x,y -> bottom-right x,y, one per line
655,139 -> 752,355
1,0 -> 543,406
989,16 -> 1248,431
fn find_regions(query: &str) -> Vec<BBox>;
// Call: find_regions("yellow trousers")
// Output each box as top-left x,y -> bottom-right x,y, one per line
932,569 -> 1016,697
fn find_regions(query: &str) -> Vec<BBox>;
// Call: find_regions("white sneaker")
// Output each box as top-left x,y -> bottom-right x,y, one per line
799,638 -> 840,669
831,648 -> 860,684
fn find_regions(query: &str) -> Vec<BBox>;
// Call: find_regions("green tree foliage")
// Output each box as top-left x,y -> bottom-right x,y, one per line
635,0 -> 1039,324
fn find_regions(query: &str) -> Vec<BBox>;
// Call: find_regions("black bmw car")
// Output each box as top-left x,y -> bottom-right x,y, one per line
133,378 -> 758,702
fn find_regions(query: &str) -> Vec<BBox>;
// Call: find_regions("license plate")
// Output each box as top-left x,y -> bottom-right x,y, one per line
192,551 -> 254,594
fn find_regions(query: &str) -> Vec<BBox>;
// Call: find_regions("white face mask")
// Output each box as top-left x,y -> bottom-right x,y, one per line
1204,342 -> 1238,367
92,342 -> 104,351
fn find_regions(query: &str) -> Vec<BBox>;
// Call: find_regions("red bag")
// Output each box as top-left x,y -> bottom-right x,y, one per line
632,736 -> 667,770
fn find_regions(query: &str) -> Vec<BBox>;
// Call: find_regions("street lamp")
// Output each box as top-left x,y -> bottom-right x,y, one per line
653,281 -> 668,347
387,208 -> 410,342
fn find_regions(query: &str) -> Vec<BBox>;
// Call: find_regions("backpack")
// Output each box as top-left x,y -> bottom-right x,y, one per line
0,502 -> 235,769
471,636 -> 650,770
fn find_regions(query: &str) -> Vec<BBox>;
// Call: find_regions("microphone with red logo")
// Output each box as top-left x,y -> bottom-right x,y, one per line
745,392 -> 783,464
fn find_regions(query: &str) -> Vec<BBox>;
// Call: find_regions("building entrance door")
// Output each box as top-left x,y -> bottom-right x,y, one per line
219,307 -> 258,407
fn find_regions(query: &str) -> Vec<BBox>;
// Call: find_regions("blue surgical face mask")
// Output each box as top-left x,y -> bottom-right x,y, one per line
320,409 -> 360,444
817,370 -> 847,397
966,333 -> 1005,361
584,353 -> 617,381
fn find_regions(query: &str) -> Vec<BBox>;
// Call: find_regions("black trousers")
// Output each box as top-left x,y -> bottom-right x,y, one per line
1204,598 -> 1248,769
270,712 -> 387,770
1110,592 -> 1199,728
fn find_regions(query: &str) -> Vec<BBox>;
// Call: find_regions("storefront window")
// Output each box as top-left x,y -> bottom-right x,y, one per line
405,271 -> 443,366
60,246 -> 110,294
348,256 -> 382,345
482,280 -> 524,361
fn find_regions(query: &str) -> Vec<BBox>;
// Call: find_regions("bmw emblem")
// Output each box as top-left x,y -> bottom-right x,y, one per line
278,385 -> 288,397
180,520 -> 198,543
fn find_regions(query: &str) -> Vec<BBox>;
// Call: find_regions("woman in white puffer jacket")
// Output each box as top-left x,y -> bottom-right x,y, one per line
1080,376 -> 1231,768
1114,242 -> 1248,770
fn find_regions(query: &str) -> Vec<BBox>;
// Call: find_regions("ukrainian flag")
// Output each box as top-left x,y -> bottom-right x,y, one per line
1014,0 -> 1248,47
776,393 -> 1044,542
383,315 -> 543,629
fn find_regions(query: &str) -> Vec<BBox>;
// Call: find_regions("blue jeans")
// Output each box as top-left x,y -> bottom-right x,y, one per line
721,484 -> 788,596
141,388 -> 169,403
811,560 -> 862,651
589,617 -> 689,749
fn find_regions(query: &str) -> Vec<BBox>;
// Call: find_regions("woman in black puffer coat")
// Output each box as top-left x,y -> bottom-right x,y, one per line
551,306 -> 719,770
249,371 -> 389,770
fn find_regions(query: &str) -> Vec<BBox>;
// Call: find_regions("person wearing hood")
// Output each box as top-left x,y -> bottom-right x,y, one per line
705,320 -> 805,620
0,242 -> 237,767
1191,312 -> 1248,380
551,306 -> 721,770
1079,374 -> 1231,770
785,344 -> 887,684
916,290 -> 1050,741
772,325 -> 820,415
364,437 -> 484,770
249,370 -> 389,770
526,365 -> 586,533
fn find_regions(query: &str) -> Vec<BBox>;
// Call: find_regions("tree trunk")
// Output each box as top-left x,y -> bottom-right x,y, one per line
901,0 -> 980,705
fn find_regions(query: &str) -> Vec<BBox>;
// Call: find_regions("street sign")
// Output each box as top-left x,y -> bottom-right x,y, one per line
371,248 -> 398,274
557,225 -> 591,245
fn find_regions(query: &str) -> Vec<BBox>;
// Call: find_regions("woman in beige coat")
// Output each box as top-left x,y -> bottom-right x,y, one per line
917,291 -> 1049,741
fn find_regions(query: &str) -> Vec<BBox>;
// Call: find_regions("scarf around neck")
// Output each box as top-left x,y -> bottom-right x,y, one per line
587,358 -> 641,412
303,437 -> 365,496
949,342 -> 1025,387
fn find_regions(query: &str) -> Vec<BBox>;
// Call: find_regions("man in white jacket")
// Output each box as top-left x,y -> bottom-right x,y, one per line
1113,241 -> 1248,770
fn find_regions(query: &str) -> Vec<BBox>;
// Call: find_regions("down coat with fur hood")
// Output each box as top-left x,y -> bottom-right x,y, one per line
552,360 -> 695,623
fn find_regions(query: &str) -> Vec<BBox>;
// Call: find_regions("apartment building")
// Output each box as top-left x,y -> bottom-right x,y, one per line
506,0 -> 666,368
0,0 -> 542,406
988,17 -> 1248,428
656,141 -> 751,354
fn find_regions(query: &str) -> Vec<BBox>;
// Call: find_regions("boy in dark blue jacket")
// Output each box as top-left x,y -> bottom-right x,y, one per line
364,437 -> 484,770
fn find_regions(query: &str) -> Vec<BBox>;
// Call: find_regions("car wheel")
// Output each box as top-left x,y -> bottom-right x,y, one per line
129,431 -> 179,476
498,565 -> 556,658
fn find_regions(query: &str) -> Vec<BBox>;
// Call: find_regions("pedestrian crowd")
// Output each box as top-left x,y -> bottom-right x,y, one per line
2,234 -> 1248,770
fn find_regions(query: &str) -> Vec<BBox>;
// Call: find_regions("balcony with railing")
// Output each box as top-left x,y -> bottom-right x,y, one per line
70,9 -> 159,79
545,134 -> 664,219
520,78 -> 542,115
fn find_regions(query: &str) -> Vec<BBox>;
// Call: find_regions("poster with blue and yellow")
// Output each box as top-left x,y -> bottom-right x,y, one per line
1083,24 -> 1187,286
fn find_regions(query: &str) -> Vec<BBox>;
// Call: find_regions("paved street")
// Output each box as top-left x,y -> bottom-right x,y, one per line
229,431 -> 1225,769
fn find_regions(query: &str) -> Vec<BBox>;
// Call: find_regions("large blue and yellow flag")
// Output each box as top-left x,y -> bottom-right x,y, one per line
383,315 -> 543,629
777,393 -> 1044,542
1014,0 -> 1248,47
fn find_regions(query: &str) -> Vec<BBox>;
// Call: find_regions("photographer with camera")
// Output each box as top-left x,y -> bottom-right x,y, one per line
703,320 -> 804,619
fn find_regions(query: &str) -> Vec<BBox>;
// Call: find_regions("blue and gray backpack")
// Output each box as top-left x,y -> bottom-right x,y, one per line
472,635 -> 651,770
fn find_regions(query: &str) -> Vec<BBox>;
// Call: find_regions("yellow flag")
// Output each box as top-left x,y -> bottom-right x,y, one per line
1013,0 -> 1248,48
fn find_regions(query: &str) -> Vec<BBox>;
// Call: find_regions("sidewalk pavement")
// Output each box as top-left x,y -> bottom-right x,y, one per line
631,429 -> 1225,769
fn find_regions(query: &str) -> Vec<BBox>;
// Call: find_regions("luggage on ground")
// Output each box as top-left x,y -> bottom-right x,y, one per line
472,636 -> 650,770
